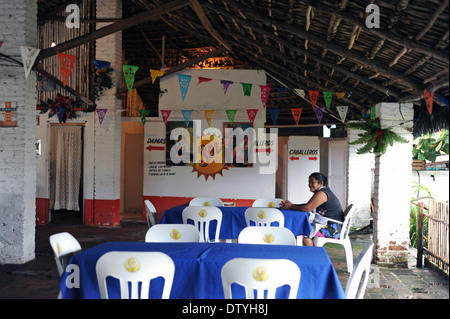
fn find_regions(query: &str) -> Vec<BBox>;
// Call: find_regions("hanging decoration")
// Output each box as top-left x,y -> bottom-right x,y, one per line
336,105 -> 349,123
20,46 -> 40,80
139,110 -> 150,125
242,83 -> 252,96
323,91 -> 333,110
336,92 -> 346,100
123,65 -> 139,93
269,109 -> 280,125
91,60 -> 113,101
314,107 -> 325,124
347,117 -> 408,155
435,94 -> 449,108
370,106 -> 376,119
96,108 -> 107,125
178,74 -> 191,101
197,77 -> 212,84
57,52 -> 76,87
221,80 -> 233,94
225,109 -> 237,126
160,109 -> 172,125
424,89 -> 434,114
260,85 -> 271,108
309,90 -> 319,108
204,110 -> 214,127
291,108 -> 303,125
38,94 -> 81,123
182,110 -> 193,126
247,109 -> 258,126
277,87 -> 287,101
150,69 -> 165,84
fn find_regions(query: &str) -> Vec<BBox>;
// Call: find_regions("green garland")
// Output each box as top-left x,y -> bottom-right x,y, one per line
347,117 -> 409,155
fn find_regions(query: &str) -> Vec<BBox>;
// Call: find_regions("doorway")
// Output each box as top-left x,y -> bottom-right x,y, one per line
49,124 -> 84,224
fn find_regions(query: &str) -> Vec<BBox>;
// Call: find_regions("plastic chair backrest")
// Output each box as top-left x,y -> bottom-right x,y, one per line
189,197 -> 223,207
244,207 -> 285,227
182,206 -> 223,242
145,224 -> 200,243
145,200 -> 158,228
238,226 -> 296,246
252,198 -> 283,208
340,204 -> 354,241
221,258 -> 301,299
49,232 -> 82,276
95,251 -> 175,299
345,243 -> 374,299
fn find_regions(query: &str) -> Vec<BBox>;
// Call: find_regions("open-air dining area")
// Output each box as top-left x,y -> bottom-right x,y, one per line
0,0 -> 449,304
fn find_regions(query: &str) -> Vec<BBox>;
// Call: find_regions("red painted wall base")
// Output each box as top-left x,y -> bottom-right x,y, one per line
84,199 -> 120,227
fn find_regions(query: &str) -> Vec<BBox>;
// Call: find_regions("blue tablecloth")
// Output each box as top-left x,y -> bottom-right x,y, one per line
59,242 -> 345,299
160,206 -> 312,239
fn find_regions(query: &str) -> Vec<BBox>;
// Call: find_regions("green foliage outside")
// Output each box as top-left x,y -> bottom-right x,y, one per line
410,181 -> 433,249
412,129 -> 449,163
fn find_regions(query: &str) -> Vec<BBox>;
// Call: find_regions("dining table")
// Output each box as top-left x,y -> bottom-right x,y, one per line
160,206 -> 312,240
59,241 -> 345,299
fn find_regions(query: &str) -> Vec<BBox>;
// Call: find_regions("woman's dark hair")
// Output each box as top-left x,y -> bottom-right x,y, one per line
310,172 -> 328,186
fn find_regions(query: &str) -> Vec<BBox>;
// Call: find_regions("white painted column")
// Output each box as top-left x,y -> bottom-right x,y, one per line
373,102 -> 414,267
0,0 -> 37,263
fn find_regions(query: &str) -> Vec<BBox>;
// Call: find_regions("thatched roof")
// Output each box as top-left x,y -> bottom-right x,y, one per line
36,0 -> 449,132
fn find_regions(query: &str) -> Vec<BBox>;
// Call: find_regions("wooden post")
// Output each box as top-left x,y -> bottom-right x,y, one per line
417,202 -> 424,268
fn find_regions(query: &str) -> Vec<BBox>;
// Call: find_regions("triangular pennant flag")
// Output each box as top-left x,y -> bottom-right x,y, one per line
435,94 -> 449,108
0,41 -> 3,50
294,89 -> 305,98
94,60 -> 111,69
424,89 -> 434,114
160,110 -> 172,125
221,80 -> 233,94
370,106 -> 376,119
123,65 -> 139,93
247,109 -> 258,126
103,114 -> 113,133
204,110 -> 214,127
336,106 -> 349,123
291,108 -> 303,125
323,91 -> 333,110
269,109 -> 280,125
150,69 -> 165,84
198,77 -> 212,84
277,87 -> 287,101
225,109 -> 237,126
182,110 -> 193,126
260,85 -> 271,108
315,107 -> 325,124
242,83 -> 252,96
336,92 -> 345,99
139,110 -> 150,126
57,52 -> 76,87
96,108 -> 107,125
20,46 -> 40,80
178,74 -> 191,101
309,90 -> 319,108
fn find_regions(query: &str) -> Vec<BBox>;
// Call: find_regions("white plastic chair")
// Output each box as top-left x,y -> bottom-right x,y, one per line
182,206 -> 223,242
95,251 -> 175,299
345,243 -> 374,299
144,200 -> 159,228
252,198 -> 283,208
244,207 -> 285,227
145,224 -> 200,243
189,197 -> 223,207
313,204 -> 354,273
238,226 -> 296,246
221,258 -> 301,299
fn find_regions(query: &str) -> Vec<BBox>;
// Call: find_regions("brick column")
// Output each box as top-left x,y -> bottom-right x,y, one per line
347,129 -> 374,229
0,0 -> 37,263
373,102 -> 414,267
84,0 -> 122,226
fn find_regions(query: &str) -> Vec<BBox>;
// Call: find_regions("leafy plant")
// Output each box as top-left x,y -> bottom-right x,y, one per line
91,67 -> 114,101
412,129 -> 449,163
347,117 -> 409,154
410,181 -> 433,249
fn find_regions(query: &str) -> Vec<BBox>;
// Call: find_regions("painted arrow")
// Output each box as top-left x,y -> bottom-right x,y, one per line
146,145 -> 164,152
290,156 -> 299,161
308,156 -> 318,161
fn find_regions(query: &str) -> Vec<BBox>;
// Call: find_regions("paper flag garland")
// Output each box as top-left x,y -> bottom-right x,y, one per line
242,83 -> 252,96
424,89 -> 434,114
315,107 -> 325,124
260,85 -> 271,108
269,109 -> 280,125
94,60 -> 111,69
221,80 -> 233,94
20,46 -> 40,80
139,110 -> 150,126
291,108 -> 303,125
204,110 -> 214,127
336,92 -> 345,100
225,109 -> 237,126
160,110 -> 172,125
309,90 -> 319,108
277,87 -> 287,101
150,69 -> 165,84
323,91 -> 333,110
96,108 -> 107,125
198,77 -> 212,84
336,106 -> 349,123
370,106 -> 376,119
123,65 -> 139,93
182,110 -> 193,126
247,109 -> 258,126
0,41 -> 3,50
435,94 -> 449,108
178,74 -> 191,101
57,52 -> 76,87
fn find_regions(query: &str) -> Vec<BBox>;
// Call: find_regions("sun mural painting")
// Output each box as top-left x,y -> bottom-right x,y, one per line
192,134 -> 228,181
